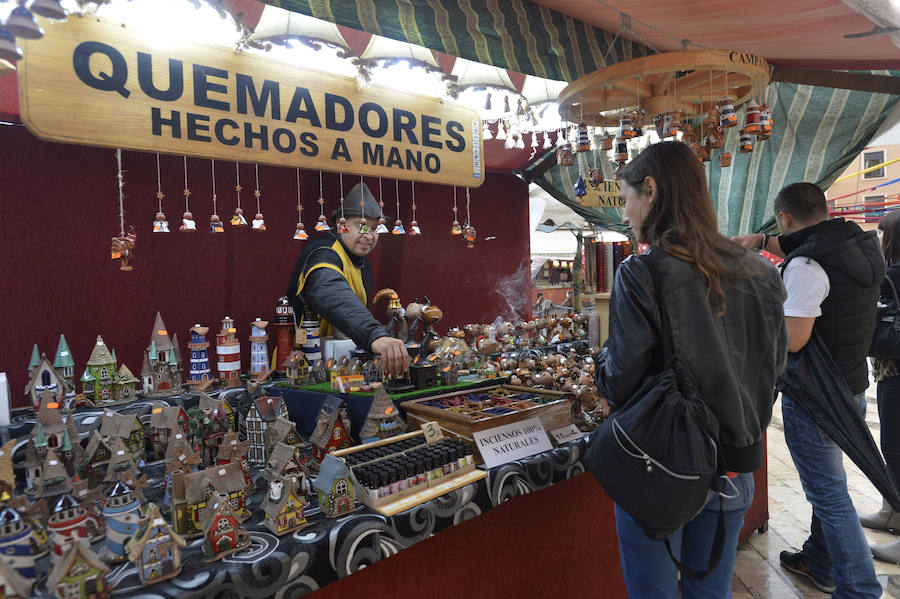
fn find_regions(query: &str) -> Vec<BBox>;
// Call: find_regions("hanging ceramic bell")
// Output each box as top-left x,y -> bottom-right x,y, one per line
0,28 -> 23,63
743,99 -> 761,134
653,114 -> 664,138
739,129 -> 753,153
589,168 -> 604,189
252,213 -> 267,231
618,113 -> 634,139
358,221 -> 371,234
231,207 -> 248,227
542,132 -> 552,149
574,175 -> 587,198
689,142 -> 705,163
5,4 -> 43,40
613,137 -> 629,179
375,217 -> 390,234
337,216 -> 350,234
760,104 -> 773,133
719,152 -> 732,167
718,98 -> 737,128
293,222 -> 308,240
392,220 -> 406,235
599,131 -> 614,151
556,145 -> 574,166
669,111 -> 683,137
451,220 -> 462,236
409,220 -> 421,236
30,0 -> 67,20
702,106 -> 719,126
210,214 -> 224,233
315,214 -> 330,231
707,126 -> 725,149
153,211 -> 169,233
483,122 -> 493,140
631,108 -> 646,137
496,121 -> 507,141
574,123 -> 591,152
463,226 -> 477,248
180,211 -> 197,232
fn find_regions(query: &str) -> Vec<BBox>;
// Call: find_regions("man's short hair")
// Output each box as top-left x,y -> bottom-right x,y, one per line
773,182 -> 828,223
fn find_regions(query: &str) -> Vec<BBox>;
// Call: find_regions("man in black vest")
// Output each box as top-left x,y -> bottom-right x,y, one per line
737,183 -> 883,597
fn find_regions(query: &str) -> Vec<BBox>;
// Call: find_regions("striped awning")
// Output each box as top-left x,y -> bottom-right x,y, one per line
256,0 -> 652,81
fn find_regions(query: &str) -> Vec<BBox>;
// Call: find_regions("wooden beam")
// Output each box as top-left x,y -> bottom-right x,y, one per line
770,66 -> 900,94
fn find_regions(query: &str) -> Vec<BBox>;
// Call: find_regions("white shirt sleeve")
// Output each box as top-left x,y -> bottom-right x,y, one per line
782,257 -> 830,318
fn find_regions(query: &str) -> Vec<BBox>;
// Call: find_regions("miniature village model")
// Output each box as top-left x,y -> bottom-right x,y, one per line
215,316 -> 242,387
248,318 -> 270,379
243,394 -> 289,467
186,325 -> 213,389
261,474 -> 308,535
140,312 -> 183,397
199,492 -> 251,562
125,503 -> 186,585
310,396 -> 352,467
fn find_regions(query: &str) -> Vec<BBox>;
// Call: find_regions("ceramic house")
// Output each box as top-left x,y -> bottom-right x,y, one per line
30,447 -> 72,501
199,492 -> 251,562
33,393 -> 68,453
215,316 -> 241,387
176,462 -> 248,536
149,405 -> 189,460
244,394 -> 288,466
187,325 -> 213,388
141,312 -> 183,397
85,336 -> 117,404
314,454 -> 357,517
103,437 -> 137,484
273,297 -> 294,374
264,416 -> 303,456
27,345 -> 40,379
200,393 -> 235,431
197,395 -> 232,462
125,503 -> 186,585
263,442 -> 302,483
215,433 -> 253,493
309,396 -> 352,467
114,364 -> 139,401
79,432 -> 113,489
248,318 -> 270,378
47,495 -> 103,566
47,539 -> 110,599
281,350 -> 310,386
0,507 -> 36,585
0,555 -> 32,599
8,498 -> 50,560
261,474 -> 308,536
52,335 -> 77,408
70,481 -> 105,530
102,482 -> 145,563
0,440 -> 15,501
360,385 -> 407,441
99,410 -> 145,460
24,353 -> 64,413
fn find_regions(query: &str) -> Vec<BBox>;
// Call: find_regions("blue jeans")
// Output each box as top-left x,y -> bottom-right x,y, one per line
781,393 -> 881,599
615,471 -> 754,599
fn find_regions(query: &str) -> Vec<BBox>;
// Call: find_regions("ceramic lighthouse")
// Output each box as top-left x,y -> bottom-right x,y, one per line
248,318 -> 270,378
187,325 -> 213,389
102,482 -> 146,563
273,297 -> 294,374
216,317 -> 241,388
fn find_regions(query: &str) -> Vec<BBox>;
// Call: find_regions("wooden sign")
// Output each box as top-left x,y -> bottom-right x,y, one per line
18,18 -> 485,187
582,180 -> 624,208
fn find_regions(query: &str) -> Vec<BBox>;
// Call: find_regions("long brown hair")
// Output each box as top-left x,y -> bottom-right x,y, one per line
878,210 -> 900,266
620,141 -> 750,314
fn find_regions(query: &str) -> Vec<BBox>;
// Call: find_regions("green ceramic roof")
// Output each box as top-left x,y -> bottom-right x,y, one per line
53,335 -> 75,369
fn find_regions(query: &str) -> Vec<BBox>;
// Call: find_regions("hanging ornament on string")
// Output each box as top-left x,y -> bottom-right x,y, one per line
336,173 -> 350,233
409,181 -> 421,236
152,153 -> 169,233
209,159 -> 224,233
110,149 -> 136,271
542,131 -> 552,150
375,177 -> 389,234
293,168 -> 308,240
483,121 -> 493,140
180,156 -> 196,232
463,187 -> 477,249
315,171 -> 330,231
451,186 -> 462,236
251,164 -> 266,231
358,175 -> 371,234
496,121 -> 507,141
231,162 -> 248,227
589,117 -> 603,189
392,179 -> 405,235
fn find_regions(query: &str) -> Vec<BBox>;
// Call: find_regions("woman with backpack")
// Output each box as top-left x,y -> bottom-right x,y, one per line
595,141 -> 788,597
860,210 -> 900,563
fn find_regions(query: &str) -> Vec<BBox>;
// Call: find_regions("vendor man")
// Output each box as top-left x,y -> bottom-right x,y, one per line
287,181 -> 409,375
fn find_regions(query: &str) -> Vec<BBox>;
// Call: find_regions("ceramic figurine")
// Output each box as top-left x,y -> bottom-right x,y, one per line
618,113 -> 634,139
556,145 -> 574,167
215,316 -> 241,387
209,214 -> 224,233
314,454 -> 358,517
102,482 -> 146,563
739,129 -> 754,153
248,318 -> 270,379
114,365 -> 138,401
244,395 -> 289,466
153,211 -> 169,233
273,297 -> 295,374
140,313 -> 183,397
573,174 -> 587,198
463,225 -> 477,249
103,438 -> 137,484
24,353 -> 64,413
47,495 -> 103,566
47,539 -> 110,599
311,360 -> 327,384
310,396 -> 352,467
743,98 -> 761,134
180,211 -> 196,232
631,108 -> 646,137
719,151 -> 733,167
199,492 -> 251,562
100,410 -> 144,459
718,97 -> 737,128
149,406 -> 189,460
373,289 -> 409,340
216,432 -> 254,493
706,126 -> 725,149
293,221 -> 308,240
261,474 -> 309,536
360,385 -> 406,441
251,213 -> 266,231
613,137 -> 629,178
125,503 -> 186,585
180,463 -> 249,538
598,130 -> 614,151
231,207 -> 248,227
186,325 -> 213,389
0,506 -> 37,591
574,123 -> 591,152
282,350 -> 311,385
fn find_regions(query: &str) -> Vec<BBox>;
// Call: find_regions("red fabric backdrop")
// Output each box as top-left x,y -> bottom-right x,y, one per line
0,125 -> 531,408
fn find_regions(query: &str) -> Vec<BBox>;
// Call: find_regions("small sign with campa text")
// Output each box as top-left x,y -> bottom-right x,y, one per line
473,417 -> 554,469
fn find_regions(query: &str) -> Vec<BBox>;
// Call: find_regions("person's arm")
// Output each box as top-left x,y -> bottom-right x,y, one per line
302,268 -> 389,350
781,258 -> 830,353
732,233 -> 785,258
595,256 -> 660,409
785,316 -> 816,352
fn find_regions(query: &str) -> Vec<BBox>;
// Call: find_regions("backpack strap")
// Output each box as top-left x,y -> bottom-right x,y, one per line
664,495 -> 726,579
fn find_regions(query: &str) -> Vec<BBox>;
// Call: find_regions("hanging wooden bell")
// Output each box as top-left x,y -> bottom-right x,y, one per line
589,168 -> 604,189
409,220 -> 421,236
618,113 -> 634,139
743,99 -> 761,134
392,220 -> 406,235
451,220 -> 462,236
739,129 -> 753,153
719,152 -> 732,167
557,144 -> 574,166
718,98 -> 737,128
574,123 -> 591,153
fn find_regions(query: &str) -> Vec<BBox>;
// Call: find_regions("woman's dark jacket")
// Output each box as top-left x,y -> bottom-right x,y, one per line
596,248 -> 788,472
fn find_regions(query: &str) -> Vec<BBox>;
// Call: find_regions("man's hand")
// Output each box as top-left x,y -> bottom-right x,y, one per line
371,336 -> 410,376
732,233 -> 764,250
